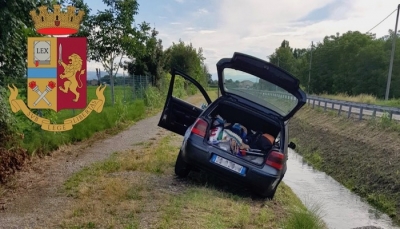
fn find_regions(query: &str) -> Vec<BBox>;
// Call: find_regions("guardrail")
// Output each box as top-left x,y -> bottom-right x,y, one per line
307,95 -> 400,121
231,88 -> 400,121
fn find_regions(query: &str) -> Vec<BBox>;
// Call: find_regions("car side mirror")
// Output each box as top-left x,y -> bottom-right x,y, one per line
288,141 -> 296,150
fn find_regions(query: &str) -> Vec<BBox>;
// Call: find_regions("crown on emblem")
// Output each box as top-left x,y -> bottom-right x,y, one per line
29,5 -> 85,35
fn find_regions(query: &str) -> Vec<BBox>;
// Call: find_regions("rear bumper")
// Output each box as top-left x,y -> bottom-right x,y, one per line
181,135 -> 281,192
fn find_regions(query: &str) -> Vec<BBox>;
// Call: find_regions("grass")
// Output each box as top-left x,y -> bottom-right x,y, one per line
317,92 -> 400,108
10,85 -> 160,155
61,133 -> 326,229
13,83 -> 216,156
307,101 -> 400,133
5,78 -> 218,156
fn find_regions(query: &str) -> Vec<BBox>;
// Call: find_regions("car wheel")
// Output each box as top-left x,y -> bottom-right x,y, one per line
175,150 -> 191,178
257,174 -> 285,199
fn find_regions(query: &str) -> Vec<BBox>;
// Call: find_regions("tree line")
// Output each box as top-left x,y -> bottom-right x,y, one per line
268,30 -> 400,99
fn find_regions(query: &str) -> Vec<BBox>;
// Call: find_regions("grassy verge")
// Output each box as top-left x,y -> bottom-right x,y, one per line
317,93 -> 400,107
61,133 -> 325,229
290,106 -> 400,224
18,84 -> 218,156
18,86 -> 157,155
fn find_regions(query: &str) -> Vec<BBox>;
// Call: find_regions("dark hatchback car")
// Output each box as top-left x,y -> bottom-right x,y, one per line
158,52 -> 307,199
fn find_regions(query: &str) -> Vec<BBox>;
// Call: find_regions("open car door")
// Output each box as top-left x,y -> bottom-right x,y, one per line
158,68 -> 212,136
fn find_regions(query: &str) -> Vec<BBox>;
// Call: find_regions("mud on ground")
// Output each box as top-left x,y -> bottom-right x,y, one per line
289,106 -> 400,224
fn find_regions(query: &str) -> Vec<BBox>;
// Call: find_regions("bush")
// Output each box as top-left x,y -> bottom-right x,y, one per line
0,85 -> 28,183
0,85 -> 18,146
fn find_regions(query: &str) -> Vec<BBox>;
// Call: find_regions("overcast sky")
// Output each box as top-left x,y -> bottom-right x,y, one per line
85,0 -> 400,78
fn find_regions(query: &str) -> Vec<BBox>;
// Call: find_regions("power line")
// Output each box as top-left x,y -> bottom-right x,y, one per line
367,8 -> 398,33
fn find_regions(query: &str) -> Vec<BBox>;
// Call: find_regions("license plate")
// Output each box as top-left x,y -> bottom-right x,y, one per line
211,154 -> 247,175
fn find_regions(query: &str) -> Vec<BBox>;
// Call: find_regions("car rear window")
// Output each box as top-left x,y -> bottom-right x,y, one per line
223,68 -> 299,116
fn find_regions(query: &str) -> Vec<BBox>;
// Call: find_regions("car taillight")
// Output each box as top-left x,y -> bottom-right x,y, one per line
191,118 -> 208,137
266,150 -> 285,170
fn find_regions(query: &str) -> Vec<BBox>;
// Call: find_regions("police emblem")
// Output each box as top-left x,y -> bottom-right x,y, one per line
8,4 -> 106,132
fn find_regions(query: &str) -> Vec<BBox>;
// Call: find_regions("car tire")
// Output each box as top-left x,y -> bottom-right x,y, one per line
175,150 -> 191,178
257,174 -> 285,199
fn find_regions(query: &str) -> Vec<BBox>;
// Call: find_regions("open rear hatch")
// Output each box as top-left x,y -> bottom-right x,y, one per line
217,52 -> 307,121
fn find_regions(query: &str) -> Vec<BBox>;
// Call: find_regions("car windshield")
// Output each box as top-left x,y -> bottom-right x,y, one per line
222,68 -> 299,116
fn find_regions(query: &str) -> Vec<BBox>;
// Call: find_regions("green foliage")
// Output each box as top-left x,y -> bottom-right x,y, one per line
0,86 -> 17,144
269,40 -> 299,75
379,112 -> 391,126
64,0 -> 93,38
163,40 -> 210,88
0,0 -> 44,84
86,0 -> 145,104
283,204 -> 325,229
143,74 -> 169,108
21,99 -> 146,155
270,31 -> 400,99
126,28 -> 165,86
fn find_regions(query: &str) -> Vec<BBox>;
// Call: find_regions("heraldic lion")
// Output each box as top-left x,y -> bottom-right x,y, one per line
58,53 -> 85,102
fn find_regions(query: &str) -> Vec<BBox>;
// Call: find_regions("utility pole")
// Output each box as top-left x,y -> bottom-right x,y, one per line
308,41 -> 313,94
385,4 -> 400,100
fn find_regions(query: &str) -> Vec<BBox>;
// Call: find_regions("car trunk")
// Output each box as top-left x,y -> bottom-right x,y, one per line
205,100 -> 283,165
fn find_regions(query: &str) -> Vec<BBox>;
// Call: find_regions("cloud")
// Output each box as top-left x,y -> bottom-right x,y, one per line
297,0 -> 347,23
87,61 -> 103,72
87,56 -> 130,75
195,8 -> 209,15
199,30 -> 216,34
154,0 -> 399,79
84,0 -> 397,79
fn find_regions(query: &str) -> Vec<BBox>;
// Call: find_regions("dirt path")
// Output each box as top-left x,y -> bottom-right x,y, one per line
0,112 -> 170,229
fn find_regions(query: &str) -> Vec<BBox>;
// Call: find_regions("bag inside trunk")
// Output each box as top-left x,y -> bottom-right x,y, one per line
205,101 -> 282,165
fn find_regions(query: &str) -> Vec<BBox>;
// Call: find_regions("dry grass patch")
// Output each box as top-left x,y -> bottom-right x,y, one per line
318,93 -> 378,104
63,134 -> 178,196
157,187 -> 277,229
317,92 -> 400,108
156,182 -> 324,229
115,135 -> 177,174
61,175 -> 147,229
